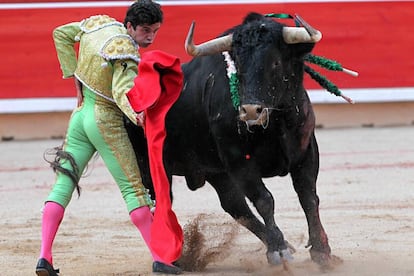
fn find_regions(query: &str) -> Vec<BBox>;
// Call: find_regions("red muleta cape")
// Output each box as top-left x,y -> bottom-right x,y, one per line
126,50 -> 184,264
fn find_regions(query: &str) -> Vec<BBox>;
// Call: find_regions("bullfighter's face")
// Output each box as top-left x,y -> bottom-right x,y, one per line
127,22 -> 161,48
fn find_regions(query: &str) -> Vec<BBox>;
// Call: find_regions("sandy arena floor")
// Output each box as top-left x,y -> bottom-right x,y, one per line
1,126 -> 414,275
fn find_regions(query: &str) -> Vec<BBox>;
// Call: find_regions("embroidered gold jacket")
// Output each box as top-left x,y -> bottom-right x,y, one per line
53,15 -> 140,124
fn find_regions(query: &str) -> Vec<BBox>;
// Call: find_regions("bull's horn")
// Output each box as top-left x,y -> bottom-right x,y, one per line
185,21 -> 233,56
282,14 -> 322,44
282,27 -> 322,44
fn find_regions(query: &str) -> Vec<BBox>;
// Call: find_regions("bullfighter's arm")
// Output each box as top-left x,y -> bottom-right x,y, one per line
52,22 -> 80,78
112,58 -> 139,125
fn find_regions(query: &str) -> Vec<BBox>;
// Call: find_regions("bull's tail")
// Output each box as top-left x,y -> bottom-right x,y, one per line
43,145 -> 81,197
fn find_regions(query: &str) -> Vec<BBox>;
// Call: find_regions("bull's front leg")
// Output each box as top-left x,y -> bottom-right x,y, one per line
241,177 -> 294,265
209,173 -> 293,266
290,140 -> 333,268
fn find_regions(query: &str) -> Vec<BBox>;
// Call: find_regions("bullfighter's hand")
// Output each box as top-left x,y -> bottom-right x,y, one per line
136,111 -> 146,128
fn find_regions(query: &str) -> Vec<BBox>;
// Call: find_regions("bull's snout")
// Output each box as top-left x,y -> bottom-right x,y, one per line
239,104 -> 270,128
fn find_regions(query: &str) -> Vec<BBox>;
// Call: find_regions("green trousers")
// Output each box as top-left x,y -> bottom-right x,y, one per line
46,87 -> 153,212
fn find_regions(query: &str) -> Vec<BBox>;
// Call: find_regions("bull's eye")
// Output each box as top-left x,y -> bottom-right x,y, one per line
272,60 -> 280,70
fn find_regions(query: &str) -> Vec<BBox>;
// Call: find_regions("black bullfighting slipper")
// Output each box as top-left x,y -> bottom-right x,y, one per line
152,261 -> 182,274
36,258 -> 60,276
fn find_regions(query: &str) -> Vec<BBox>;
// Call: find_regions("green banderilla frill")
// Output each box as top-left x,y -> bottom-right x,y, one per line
304,65 -> 354,104
305,54 -> 359,77
229,73 -> 240,109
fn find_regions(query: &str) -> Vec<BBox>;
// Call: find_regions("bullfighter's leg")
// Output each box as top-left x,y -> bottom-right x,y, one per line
290,137 -> 332,267
207,173 -> 291,265
124,117 -> 155,199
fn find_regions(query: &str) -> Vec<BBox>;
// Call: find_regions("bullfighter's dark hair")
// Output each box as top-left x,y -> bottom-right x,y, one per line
124,0 -> 163,29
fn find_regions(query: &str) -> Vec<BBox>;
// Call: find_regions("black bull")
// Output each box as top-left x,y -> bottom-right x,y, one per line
126,13 -> 333,267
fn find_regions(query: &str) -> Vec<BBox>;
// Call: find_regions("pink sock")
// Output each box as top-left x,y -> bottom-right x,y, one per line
130,206 -> 162,262
39,201 -> 65,265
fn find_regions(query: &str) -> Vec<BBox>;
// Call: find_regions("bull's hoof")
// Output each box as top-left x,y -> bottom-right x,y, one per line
310,250 -> 343,271
266,249 -> 294,265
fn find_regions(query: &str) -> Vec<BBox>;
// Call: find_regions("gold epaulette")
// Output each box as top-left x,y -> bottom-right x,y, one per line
100,34 -> 140,62
80,15 -> 123,33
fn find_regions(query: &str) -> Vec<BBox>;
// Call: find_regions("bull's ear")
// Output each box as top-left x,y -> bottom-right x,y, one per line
243,12 -> 264,24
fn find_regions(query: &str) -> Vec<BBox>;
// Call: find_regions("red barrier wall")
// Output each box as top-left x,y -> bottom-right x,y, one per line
1,1 -> 413,100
